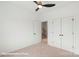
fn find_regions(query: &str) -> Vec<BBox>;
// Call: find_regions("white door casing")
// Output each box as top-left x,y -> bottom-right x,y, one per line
75,16 -> 79,54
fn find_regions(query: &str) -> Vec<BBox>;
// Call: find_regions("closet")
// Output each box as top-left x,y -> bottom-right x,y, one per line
48,16 -> 79,54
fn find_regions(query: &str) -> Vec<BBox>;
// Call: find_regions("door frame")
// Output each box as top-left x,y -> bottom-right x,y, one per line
41,21 -> 48,43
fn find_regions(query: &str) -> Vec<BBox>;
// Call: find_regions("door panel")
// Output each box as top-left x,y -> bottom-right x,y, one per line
62,17 -> 73,51
53,18 -> 61,48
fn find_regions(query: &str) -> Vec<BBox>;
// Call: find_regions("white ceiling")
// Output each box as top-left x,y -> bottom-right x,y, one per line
0,1 -> 79,14
38,1 -> 79,14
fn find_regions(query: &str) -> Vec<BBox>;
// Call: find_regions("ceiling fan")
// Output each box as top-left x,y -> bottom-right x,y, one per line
34,1 -> 56,11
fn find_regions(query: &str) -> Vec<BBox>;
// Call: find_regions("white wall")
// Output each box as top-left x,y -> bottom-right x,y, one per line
40,2 -> 79,54
0,2 -> 41,53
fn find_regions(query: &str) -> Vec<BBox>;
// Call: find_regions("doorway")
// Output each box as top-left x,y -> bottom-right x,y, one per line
41,21 -> 48,44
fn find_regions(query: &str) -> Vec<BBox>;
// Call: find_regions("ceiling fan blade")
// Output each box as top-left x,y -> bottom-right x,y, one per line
42,4 -> 55,7
34,1 -> 38,5
36,8 -> 39,11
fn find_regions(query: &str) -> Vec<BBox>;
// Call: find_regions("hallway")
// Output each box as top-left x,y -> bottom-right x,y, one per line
1,39 -> 79,57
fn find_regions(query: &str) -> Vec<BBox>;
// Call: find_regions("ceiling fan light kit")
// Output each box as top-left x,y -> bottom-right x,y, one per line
37,5 -> 43,8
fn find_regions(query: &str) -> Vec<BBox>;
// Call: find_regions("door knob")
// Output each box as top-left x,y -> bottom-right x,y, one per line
59,34 -> 63,36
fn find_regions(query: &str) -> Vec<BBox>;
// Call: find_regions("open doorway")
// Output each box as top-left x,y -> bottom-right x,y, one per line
41,21 -> 48,44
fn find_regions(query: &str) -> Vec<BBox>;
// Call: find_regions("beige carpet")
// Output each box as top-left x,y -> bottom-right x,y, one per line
0,39 -> 79,57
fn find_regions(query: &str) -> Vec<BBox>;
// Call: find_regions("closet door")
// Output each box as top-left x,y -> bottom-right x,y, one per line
62,17 -> 74,51
52,18 -> 61,48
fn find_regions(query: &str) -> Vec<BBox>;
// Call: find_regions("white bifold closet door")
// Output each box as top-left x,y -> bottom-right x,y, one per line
62,17 -> 74,52
48,17 -> 76,53
53,18 -> 62,48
